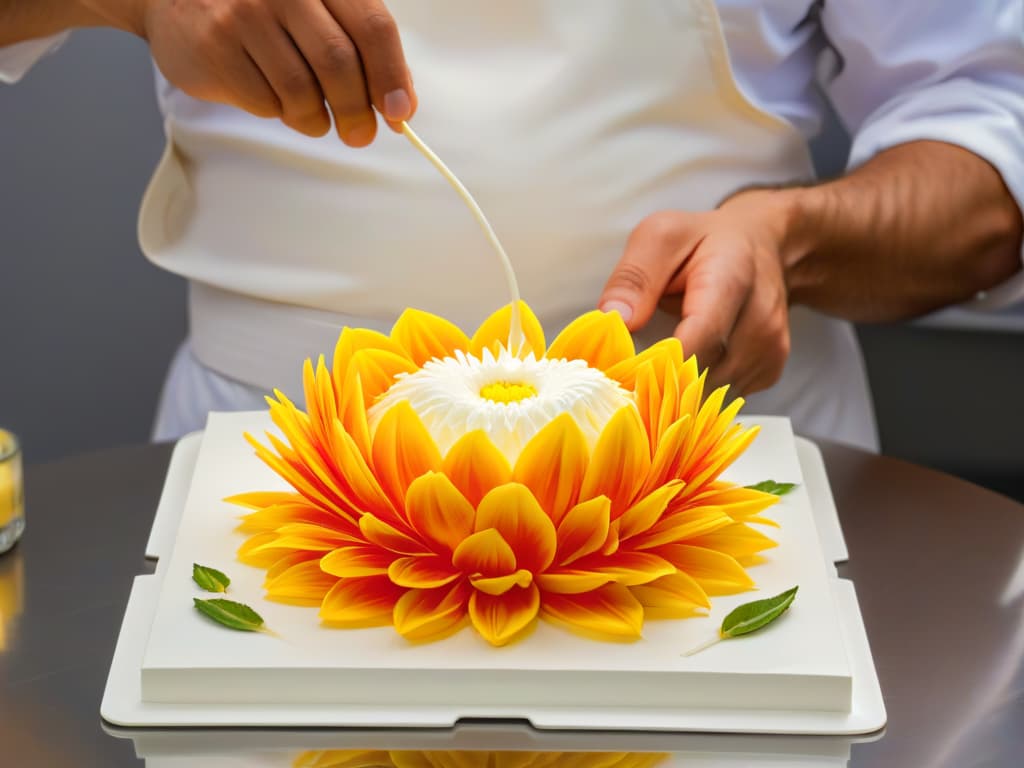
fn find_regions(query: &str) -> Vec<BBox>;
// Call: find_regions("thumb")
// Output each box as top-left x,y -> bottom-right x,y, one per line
599,213 -> 700,330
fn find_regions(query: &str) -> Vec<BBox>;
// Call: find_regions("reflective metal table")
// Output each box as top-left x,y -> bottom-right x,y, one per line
1,440 -> 1022,766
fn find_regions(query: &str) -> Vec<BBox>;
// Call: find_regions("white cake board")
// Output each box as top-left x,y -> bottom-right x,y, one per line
103,413 -> 884,733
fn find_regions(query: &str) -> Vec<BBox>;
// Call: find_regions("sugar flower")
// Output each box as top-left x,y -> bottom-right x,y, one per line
231,303 -> 778,646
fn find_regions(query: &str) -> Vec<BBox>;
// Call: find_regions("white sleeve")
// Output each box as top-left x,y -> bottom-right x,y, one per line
0,33 -> 69,84
821,1 -> 1024,308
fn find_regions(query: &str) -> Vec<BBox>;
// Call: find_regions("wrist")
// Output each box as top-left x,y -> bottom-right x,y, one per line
76,0 -> 147,37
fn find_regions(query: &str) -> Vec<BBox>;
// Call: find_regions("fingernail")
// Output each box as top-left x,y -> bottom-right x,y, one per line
383,89 -> 411,121
601,300 -> 633,324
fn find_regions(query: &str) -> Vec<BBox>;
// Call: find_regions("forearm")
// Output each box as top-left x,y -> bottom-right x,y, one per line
779,140 -> 1023,322
0,0 -> 139,46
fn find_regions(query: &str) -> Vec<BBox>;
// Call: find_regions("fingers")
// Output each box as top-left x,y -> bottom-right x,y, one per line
214,47 -> 282,119
706,280 -> 790,395
671,243 -> 752,373
280,0 -> 373,145
599,212 -> 703,330
325,0 -> 415,131
238,4 -> 331,136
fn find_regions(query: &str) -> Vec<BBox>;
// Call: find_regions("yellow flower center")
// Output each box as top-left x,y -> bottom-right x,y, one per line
479,381 -> 538,403
367,347 -> 634,463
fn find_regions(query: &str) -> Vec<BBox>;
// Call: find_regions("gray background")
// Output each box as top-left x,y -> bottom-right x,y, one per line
1,29 -> 1022,499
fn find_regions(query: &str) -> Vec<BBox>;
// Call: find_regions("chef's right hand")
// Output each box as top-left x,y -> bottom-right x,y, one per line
122,0 -> 415,145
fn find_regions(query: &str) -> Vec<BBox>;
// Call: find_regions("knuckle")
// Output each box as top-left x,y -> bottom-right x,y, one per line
358,11 -> 399,46
638,211 -> 683,249
609,263 -> 651,295
318,36 -> 358,75
280,66 -> 317,97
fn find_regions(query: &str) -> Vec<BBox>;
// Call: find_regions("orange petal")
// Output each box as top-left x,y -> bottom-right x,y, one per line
391,307 -> 471,367
349,348 -> 419,408
513,413 -> 588,527
388,555 -> 460,589
392,581 -> 471,641
470,301 -> 546,359
580,407 -> 651,516
569,550 -> 676,586
536,570 -> 611,594
371,401 -> 442,509
469,584 -> 540,646
475,484 -> 557,573
555,496 -> 611,566
617,481 -> 684,542
238,532 -> 294,568
452,528 -> 516,576
359,514 -> 432,556
404,472 -> 475,554
629,571 -> 710,618
654,544 -> 755,594
604,337 -> 685,389
541,583 -> 644,639
319,575 -> 405,626
545,310 -> 634,371
337,367 -> 372,460
470,569 -> 533,596
265,558 -> 339,605
320,545 -> 394,577
442,430 -> 512,508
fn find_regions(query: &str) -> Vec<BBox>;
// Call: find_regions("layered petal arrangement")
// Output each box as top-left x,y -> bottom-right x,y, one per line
231,303 -> 779,646
295,749 -> 668,767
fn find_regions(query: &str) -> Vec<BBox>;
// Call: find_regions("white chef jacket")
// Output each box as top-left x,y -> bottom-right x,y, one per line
4,1 -> 1023,452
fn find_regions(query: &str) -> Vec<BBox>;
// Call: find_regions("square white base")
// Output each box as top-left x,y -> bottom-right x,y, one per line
103,413 -> 884,734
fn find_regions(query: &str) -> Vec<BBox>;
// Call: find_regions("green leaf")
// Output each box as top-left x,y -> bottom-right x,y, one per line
192,563 -> 231,593
720,586 -> 798,639
745,479 -> 797,496
193,598 -> 266,632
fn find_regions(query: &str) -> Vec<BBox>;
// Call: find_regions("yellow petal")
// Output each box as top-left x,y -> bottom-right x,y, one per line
319,575 -> 404,626
391,308 -> 471,367
555,496 -> 611,566
628,571 -> 710,616
332,326 -> 407,389
513,413 -> 589,527
225,490 -> 300,511
392,582 -> 470,641
388,555 -> 460,589
469,584 -> 540,646
630,506 -> 733,550
580,407 -> 651,516
404,472 -> 476,554
470,301 -> 546,359
475,484 -> 557,573
654,544 -> 755,594
545,310 -> 635,372
687,523 -> 777,559
371,401 -> 443,509
296,750 -> 394,768
541,583 -> 644,639
320,545 -> 393,577
265,558 -> 339,605
452,528 -> 516,576
442,430 -> 512,508
616,481 -> 684,542
470,569 -> 533,596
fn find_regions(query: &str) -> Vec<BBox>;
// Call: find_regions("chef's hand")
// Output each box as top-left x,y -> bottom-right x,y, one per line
98,0 -> 415,145
598,190 -> 802,396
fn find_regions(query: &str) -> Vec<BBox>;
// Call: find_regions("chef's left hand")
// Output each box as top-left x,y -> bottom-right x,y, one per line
598,189 -> 803,395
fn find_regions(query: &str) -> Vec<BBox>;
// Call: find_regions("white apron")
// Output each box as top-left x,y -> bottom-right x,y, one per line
141,0 -> 878,450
